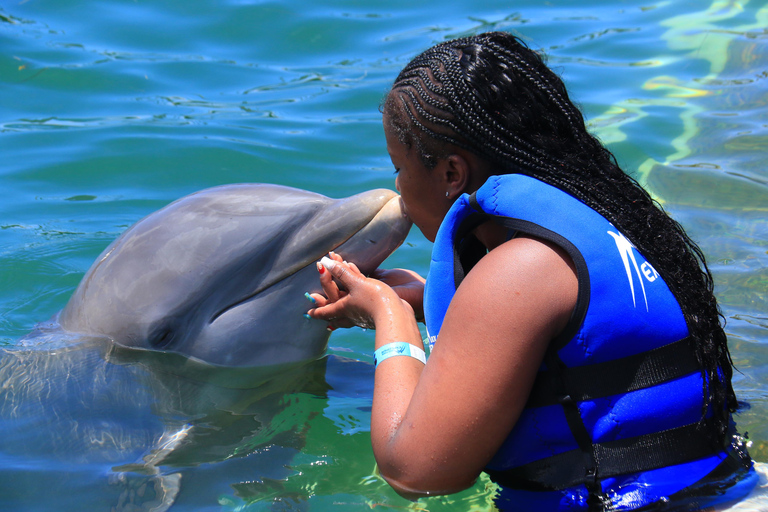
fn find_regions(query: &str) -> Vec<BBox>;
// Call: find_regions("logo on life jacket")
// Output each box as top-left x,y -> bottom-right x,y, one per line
607,231 -> 659,311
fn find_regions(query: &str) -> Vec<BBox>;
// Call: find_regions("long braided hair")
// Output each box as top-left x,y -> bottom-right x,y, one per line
383,31 -> 736,437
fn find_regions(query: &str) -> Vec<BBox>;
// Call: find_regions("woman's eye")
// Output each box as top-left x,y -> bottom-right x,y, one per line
393,167 -> 400,175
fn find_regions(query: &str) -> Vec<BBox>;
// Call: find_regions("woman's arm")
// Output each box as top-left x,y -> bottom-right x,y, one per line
308,236 -> 578,497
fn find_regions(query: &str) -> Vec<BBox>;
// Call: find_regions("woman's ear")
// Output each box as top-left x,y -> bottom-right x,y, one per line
441,153 -> 470,201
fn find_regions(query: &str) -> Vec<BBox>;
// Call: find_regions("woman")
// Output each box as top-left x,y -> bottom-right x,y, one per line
307,32 -> 756,511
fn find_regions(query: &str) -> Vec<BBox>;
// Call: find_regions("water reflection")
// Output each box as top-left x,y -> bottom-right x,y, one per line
0,336 -> 339,511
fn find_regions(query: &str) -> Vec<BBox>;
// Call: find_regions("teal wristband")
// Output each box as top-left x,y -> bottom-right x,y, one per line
374,342 -> 427,368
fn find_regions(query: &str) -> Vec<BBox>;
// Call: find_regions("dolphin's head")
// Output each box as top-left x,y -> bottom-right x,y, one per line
58,185 -> 412,366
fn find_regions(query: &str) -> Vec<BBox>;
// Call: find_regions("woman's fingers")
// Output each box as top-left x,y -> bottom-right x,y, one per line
306,253 -> 390,330
318,260 -> 341,302
319,256 -> 366,287
325,252 -> 363,281
310,299 -> 349,321
306,292 -> 328,307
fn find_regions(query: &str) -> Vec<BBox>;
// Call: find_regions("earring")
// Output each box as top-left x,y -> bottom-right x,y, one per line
445,191 -> 450,197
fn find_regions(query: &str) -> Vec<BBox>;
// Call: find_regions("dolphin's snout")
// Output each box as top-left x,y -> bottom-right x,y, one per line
332,192 -> 412,276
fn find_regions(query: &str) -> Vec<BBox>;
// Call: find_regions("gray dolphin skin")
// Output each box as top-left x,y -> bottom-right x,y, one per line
55,184 -> 411,366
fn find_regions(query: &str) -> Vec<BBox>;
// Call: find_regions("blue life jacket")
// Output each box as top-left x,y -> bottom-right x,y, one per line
423,174 -> 755,511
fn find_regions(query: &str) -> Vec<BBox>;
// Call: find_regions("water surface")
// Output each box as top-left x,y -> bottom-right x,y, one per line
1,0 -> 767,510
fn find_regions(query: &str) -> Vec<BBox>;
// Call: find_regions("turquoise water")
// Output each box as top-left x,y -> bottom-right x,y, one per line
1,0 -> 767,510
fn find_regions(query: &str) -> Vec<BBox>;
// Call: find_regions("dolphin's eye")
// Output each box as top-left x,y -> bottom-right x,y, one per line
149,327 -> 175,349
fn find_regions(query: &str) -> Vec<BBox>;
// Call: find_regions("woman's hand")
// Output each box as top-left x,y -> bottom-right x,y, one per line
307,252 -> 412,330
371,268 -> 425,322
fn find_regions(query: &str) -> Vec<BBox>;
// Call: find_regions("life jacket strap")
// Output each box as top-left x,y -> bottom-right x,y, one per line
485,417 -> 724,492
527,335 -> 700,407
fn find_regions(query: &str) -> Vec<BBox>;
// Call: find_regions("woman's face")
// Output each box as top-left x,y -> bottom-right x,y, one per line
383,115 -> 450,242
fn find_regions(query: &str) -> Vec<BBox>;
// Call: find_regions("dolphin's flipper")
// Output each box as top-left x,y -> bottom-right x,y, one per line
110,423 -> 193,511
109,471 -> 181,512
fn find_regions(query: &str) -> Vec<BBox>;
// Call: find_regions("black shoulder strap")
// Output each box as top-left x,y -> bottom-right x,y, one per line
452,214 -> 489,290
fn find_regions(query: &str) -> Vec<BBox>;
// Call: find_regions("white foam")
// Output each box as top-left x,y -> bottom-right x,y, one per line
717,462 -> 768,511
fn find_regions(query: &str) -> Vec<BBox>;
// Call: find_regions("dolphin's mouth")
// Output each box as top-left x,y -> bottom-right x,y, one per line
210,193 -> 410,325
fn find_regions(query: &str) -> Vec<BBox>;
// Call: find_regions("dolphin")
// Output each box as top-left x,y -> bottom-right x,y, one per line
2,184 -> 410,510
40,184 -> 411,366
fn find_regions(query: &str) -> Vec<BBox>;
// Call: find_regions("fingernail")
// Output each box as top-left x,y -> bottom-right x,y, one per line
304,292 -> 316,304
320,256 -> 336,271
326,324 -> 336,332
303,313 -> 312,320
317,261 -> 325,274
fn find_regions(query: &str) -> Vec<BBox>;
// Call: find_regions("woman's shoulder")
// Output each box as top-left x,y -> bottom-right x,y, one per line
449,234 -> 578,344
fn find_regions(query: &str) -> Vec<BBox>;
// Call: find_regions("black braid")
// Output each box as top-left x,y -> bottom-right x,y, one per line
383,31 -> 736,439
